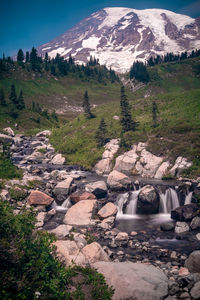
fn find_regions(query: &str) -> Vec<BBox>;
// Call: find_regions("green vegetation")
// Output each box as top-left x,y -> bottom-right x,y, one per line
50,57 -> 200,177
0,201 -> 114,299
0,153 -> 22,179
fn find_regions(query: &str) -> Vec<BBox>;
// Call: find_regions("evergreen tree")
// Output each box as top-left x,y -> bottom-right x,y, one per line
50,65 -> 56,76
152,101 -> 158,128
17,49 -> 24,64
130,61 -> 149,83
30,47 -> 40,71
0,88 -> 6,106
9,84 -> 18,105
120,85 -> 137,132
25,51 -> 30,63
82,90 -> 94,119
95,118 -> 107,147
17,90 -> 25,110
51,110 -> 58,122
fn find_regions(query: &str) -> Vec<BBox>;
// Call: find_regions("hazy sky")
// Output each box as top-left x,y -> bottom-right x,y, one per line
1,0 -> 200,57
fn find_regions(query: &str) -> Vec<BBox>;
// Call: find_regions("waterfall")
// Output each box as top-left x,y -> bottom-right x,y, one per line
185,191 -> 193,205
51,197 -> 71,211
126,190 -> 140,214
159,188 -> 180,213
116,193 -> 129,216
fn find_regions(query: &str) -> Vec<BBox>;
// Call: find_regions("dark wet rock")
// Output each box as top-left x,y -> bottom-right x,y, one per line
171,204 -> 199,221
85,181 -> 107,199
137,185 -> 160,214
185,251 -> 200,273
190,281 -> 200,299
168,281 -> 180,295
190,216 -> 200,230
160,221 -> 175,231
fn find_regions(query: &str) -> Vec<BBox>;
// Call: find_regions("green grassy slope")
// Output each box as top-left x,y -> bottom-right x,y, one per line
50,58 -> 200,177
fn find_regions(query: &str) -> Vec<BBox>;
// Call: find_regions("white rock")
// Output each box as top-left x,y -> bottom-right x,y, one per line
82,242 -> 109,264
49,224 -> 72,239
114,149 -> 138,174
98,202 -> 118,219
115,232 -> 129,241
94,158 -> 112,175
3,127 -> 14,136
36,130 -> 52,137
51,154 -> 65,165
63,199 -> 97,226
135,149 -> 163,178
36,212 -> 46,228
53,177 -> 73,196
155,161 -> 171,179
175,222 -> 190,234
99,216 -> 115,229
170,157 -> 192,177
0,133 -> 14,143
107,170 -> 132,190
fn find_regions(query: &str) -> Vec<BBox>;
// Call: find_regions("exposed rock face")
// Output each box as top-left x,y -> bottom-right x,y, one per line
170,157 -> 192,177
38,7 -> 200,73
85,181 -> 107,198
155,161 -> 170,179
137,185 -> 159,214
28,190 -> 54,206
97,202 -> 118,219
3,127 -> 14,137
63,199 -> 97,226
160,220 -> 175,231
49,224 -> 72,239
70,192 -> 96,204
51,154 -> 65,165
135,149 -> 163,178
36,130 -> 52,137
93,261 -> 168,300
94,139 -> 119,175
114,148 -> 138,175
82,242 -> 109,264
171,204 -> 199,221
107,170 -> 132,190
185,251 -> 200,273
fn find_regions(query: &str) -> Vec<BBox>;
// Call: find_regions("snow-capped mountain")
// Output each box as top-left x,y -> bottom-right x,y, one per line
38,7 -> 200,73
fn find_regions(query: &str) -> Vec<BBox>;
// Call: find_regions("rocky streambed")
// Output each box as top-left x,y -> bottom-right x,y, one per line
1,129 -> 200,300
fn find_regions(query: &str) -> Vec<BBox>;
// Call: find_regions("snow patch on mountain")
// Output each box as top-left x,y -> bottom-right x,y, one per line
82,36 -> 101,49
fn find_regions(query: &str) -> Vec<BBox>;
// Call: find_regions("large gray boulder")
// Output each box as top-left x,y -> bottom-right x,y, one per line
170,156 -> 192,177
85,181 -> 107,199
51,154 -> 65,165
135,149 -> 163,178
97,202 -> 117,219
175,222 -> 190,234
93,262 -> 168,300
53,177 -> 74,202
107,170 -> 132,191
113,149 -> 138,175
63,199 -> 97,226
185,251 -> 200,273
137,185 -> 160,214
81,242 -> 109,264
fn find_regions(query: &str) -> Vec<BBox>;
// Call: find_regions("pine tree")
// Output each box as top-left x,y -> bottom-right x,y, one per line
17,90 -> 25,110
152,101 -> 158,128
95,118 -> 107,147
25,51 -> 30,63
120,85 -> 136,132
130,61 -> 149,83
0,88 -> 6,106
9,84 -> 18,105
82,90 -> 94,119
30,47 -> 40,71
17,49 -> 24,64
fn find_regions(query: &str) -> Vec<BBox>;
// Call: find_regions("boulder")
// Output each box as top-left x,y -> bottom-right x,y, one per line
115,232 -> 129,241
82,242 -> 109,264
170,157 -> 192,177
51,154 -> 65,165
3,127 -> 14,136
85,181 -> 107,199
190,282 -> 200,299
63,199 -> 97,226
175,221 -> 190,234
28,190 -> 54,206
0,133 -> 13,144
53,177 -> 74,201
190,216 -> 200,230
36,212 -> 46,228
104,139 -> 119,158
107,170 -> 132,190
54,240 -> 87,266
97,202 -> 117,219
49,224 -> 72,239
93,262 -> 168,300
70,192 -> 96,204
114,149 -> 138,175
98,216 -> 115,229
171,203 -> 199,221
36,130 -> 52,137
94,158 -> 112,175
160,220 -> 175,231
137,185 -> 160,214
135,149 -> 163,178
185,250 -> 200,273
196,233 -> 200,241
155,161 -> 170,179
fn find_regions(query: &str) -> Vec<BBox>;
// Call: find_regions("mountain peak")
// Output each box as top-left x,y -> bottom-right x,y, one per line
38,7 -> 200,73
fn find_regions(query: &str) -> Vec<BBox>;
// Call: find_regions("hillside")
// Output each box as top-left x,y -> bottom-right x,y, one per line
49,57 -> 200,177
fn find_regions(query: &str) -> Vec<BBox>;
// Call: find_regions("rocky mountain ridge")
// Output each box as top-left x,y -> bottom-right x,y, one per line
38,7 -> 200,72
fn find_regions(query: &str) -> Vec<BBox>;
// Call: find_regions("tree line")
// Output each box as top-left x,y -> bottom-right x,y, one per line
0,48 -> 119,84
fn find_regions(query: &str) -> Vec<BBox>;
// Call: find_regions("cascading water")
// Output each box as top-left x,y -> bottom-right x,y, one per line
126,190 -> 140,215
51,197 -> 71,212
159,188 -> 180,214
185,191 -> 193,205
116,193 -> 129,217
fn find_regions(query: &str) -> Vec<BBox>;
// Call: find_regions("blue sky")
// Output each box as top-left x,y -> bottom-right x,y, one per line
1,0 -> 200,57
